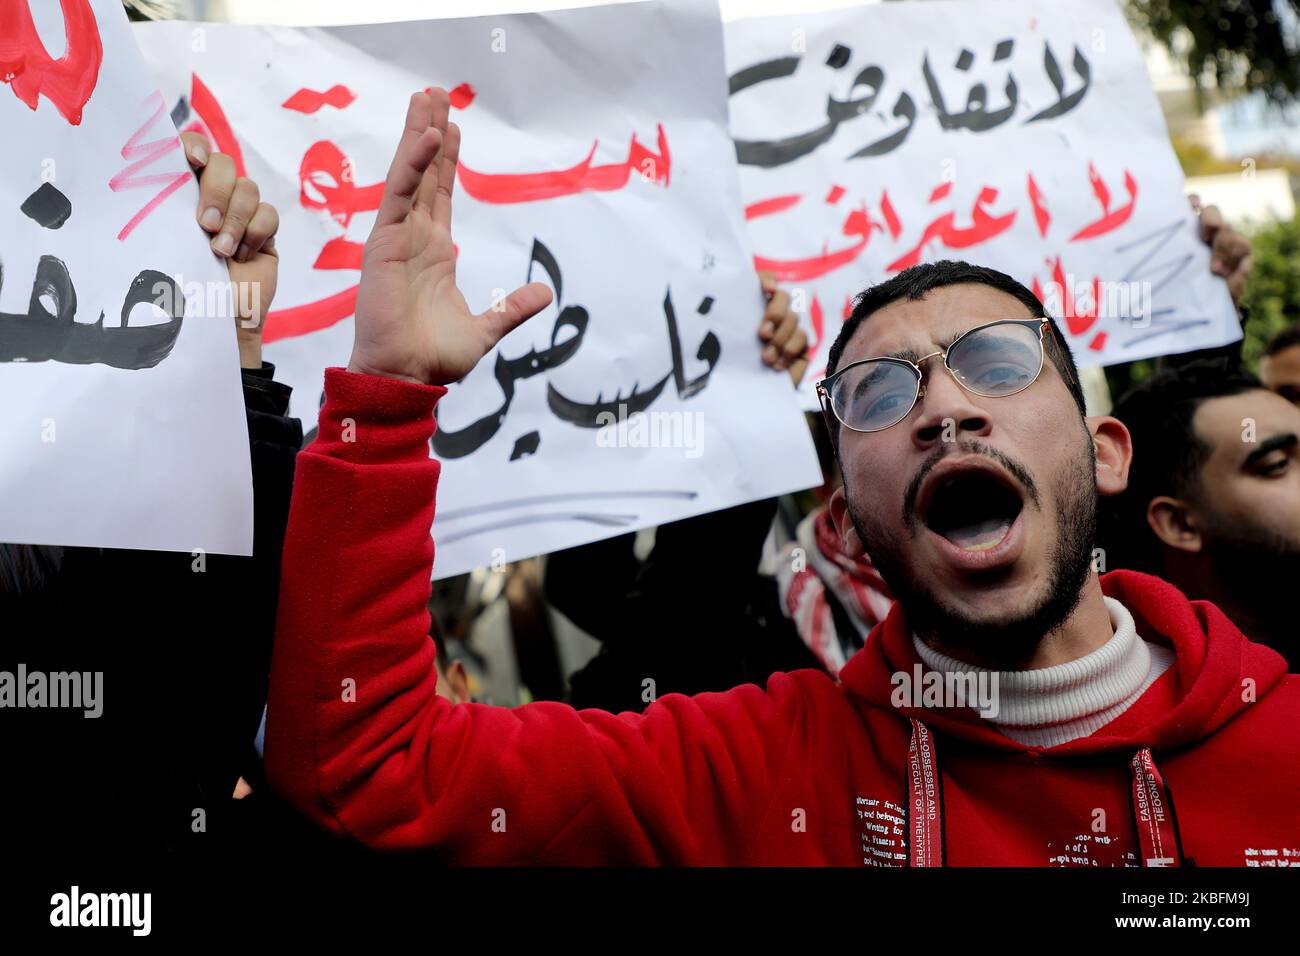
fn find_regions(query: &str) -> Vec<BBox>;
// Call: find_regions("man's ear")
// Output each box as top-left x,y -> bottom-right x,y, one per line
447,660 -> 472,704
828,486 -> 867,559
1087,415 -> 1132,498
1146,496 -> 1203,554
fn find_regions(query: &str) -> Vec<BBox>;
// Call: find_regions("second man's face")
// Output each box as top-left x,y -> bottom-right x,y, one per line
1187,388 -> 1300,560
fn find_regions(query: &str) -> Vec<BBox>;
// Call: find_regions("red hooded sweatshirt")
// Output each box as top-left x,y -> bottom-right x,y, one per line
266,369 -> 1300,866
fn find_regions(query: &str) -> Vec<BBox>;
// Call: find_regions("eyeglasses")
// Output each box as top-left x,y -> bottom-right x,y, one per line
817,318 -> 1072,434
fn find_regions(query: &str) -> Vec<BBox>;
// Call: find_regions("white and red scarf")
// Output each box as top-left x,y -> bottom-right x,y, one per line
776,507 -> 894,677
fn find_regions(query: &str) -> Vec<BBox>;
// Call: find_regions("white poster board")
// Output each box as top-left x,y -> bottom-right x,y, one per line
725,0 -> 1241,401
137,0 -> 822,579
0,0 -> 253,554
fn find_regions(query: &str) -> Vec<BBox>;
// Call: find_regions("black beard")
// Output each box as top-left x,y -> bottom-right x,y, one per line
847,435 -> 1098,665
1202,517 -> 1300,669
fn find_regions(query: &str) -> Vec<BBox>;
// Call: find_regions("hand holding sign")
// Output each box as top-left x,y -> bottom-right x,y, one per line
757,270 -> 809,385
179,131 -> 280,367
348,89 -> 553,387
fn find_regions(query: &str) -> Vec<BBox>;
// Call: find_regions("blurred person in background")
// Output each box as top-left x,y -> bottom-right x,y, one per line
1259,323 -> 1300,405
1105,359 -> 1300,669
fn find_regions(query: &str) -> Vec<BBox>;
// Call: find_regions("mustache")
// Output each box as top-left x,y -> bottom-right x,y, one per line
902,440 -> 1041,528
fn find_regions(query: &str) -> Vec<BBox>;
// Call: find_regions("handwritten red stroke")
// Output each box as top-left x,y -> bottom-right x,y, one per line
1070,165 -> 1137,242
747,189 -> 902,282
264,286 -> 359,344
267,92 -> 665,340
298,139 -> 384,226
261,139 -> 384,342
183,72 -> 246,178
745,194 -> 801,220
456,124 -> 670,204
887,186 -> 1017,272
282,84 -> 356,114
1027,173 -> 1051,238
753,204 -> 875,282
312,235 -> 364,271
1032,256 -> 1106,349
805,294 -> 855,373
109,91 -> 190,241
449,82 -> 475,109
175,79 -> 358,344
0,0 -> 102,125
423,83 -> 476,109
809,295 -> 825,362
879,191 -> 902,240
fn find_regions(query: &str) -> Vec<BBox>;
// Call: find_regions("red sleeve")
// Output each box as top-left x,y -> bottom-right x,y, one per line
264,367 -> 806,864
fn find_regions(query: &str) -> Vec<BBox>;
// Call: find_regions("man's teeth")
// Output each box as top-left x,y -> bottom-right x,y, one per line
942,516 -> 1012,551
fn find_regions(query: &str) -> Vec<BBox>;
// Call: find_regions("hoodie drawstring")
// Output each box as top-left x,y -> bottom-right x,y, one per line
1129,747 -> 1185,867
906,719 -> 944,867
905,722 -> 1186,867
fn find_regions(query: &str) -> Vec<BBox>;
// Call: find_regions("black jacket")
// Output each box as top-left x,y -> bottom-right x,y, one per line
2,364 -> 302,863
547,497 -> 822,713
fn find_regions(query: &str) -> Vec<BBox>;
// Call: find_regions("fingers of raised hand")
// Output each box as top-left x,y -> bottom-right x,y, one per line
375,91 -> 443,229
415,89 -> 455,222
478,282 -> 554,353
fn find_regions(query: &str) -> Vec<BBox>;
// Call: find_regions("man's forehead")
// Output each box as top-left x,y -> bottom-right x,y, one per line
1261,345 -> 1300,382
1195,389 -> 1300,459
841,284 -> 1037,363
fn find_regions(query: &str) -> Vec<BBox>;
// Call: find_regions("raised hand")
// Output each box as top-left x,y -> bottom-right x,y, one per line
348,89 -> 553,386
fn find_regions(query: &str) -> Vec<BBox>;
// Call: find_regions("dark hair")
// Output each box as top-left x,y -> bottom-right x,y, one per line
824,260 -> 1086,448
428,605 -> 449,672
1264,322 -> 1300,358
1103,359 -> 1265,572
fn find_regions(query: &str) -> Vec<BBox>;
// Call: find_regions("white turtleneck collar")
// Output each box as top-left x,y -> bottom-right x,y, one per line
912,597 -> 1175,748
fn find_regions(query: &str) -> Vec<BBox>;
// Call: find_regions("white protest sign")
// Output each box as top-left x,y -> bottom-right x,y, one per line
725,0 -> 1240,401
0,0 -> 253,554
136,0 -> 822,580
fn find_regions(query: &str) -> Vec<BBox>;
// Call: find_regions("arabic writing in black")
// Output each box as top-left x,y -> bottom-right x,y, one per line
430,239 -> 720,460
730,37 -> 1092,168
0,255 -> 184,369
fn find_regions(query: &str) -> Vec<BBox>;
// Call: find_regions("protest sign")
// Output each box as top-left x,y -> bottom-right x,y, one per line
137,0 -> 822,579
725,0 -> 1241,401
0,0 -> 253,554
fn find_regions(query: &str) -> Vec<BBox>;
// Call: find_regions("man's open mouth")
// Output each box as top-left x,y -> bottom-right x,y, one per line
919,465 -> 1025,553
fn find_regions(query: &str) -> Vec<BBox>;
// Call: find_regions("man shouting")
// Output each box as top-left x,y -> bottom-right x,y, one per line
266,89 -> 1298,866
